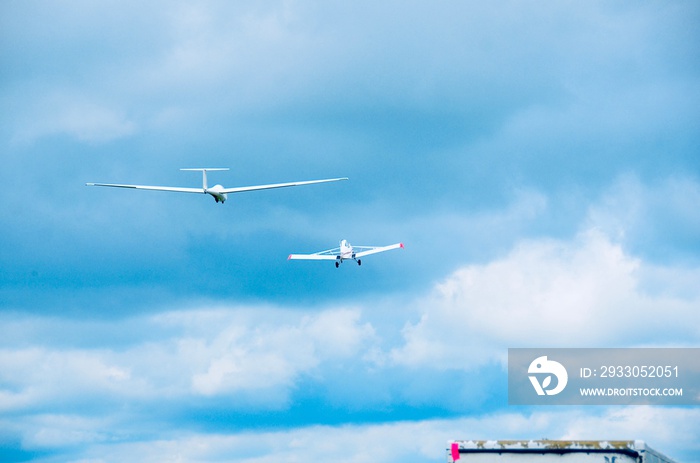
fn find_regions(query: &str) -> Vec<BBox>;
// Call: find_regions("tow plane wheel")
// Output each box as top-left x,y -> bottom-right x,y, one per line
357,259 -> 362,266
335,262 -> 339,268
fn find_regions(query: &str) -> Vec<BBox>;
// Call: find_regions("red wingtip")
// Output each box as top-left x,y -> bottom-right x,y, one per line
287,254 -> 292,260
400,243 -> 404,249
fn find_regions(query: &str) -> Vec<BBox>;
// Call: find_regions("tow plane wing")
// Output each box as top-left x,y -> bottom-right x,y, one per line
288,240 -> 404,268
86,168 -> 348,204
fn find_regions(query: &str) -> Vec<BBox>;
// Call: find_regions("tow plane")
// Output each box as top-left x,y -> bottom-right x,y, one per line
288,239 -> 404,268
86,168 -> 348,204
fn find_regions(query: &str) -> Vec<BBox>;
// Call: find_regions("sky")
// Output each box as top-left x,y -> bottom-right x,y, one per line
1,1 -> 699,462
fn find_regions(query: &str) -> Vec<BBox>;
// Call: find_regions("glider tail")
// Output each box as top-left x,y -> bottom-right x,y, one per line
180,168 -> 229,190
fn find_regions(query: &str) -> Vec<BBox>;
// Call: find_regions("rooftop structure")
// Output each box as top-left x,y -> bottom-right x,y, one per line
447,440 -> 678,463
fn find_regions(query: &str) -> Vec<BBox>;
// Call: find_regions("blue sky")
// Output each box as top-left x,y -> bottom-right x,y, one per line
1,1 -> 699,461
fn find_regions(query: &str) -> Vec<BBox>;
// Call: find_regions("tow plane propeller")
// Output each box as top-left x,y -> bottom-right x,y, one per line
86,168 -> 348,204
288,239 -> 404,268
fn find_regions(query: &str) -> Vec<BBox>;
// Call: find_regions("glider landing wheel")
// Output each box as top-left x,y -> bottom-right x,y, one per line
335,262 -> 339,268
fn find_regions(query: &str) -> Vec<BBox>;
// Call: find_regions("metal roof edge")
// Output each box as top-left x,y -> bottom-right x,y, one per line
448,440 -> 640,454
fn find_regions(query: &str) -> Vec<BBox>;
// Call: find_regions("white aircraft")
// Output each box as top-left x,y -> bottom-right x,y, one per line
86,168 -> 348,204
288,239 -> 404,268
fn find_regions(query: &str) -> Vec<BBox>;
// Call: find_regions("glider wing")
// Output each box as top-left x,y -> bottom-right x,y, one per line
86,183 -> 204,194
222,177 -> 348,194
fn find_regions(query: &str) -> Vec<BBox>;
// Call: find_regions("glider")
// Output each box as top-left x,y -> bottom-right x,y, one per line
288,239 -> 404,268
86,168 -> 348,204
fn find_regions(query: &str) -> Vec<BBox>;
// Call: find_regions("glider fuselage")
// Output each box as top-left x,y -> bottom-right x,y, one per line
205,184 -> 228,203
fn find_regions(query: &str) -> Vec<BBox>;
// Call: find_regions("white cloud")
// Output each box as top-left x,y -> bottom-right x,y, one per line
153,307 -> 374,397
10,90 -> 136,145
2,196 -> 699,414
1,0 -> 698,460
0,307 -> 375,411
187,319 -> 317,397
13,408 -> 699,462
586,175 -> 700,259
0,346 -> 139,412
0,231 -> 698,462
20,414 -> 112,449
389,228 -> 700,370
560,407 -> 700,451
10,1 -> 687,148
